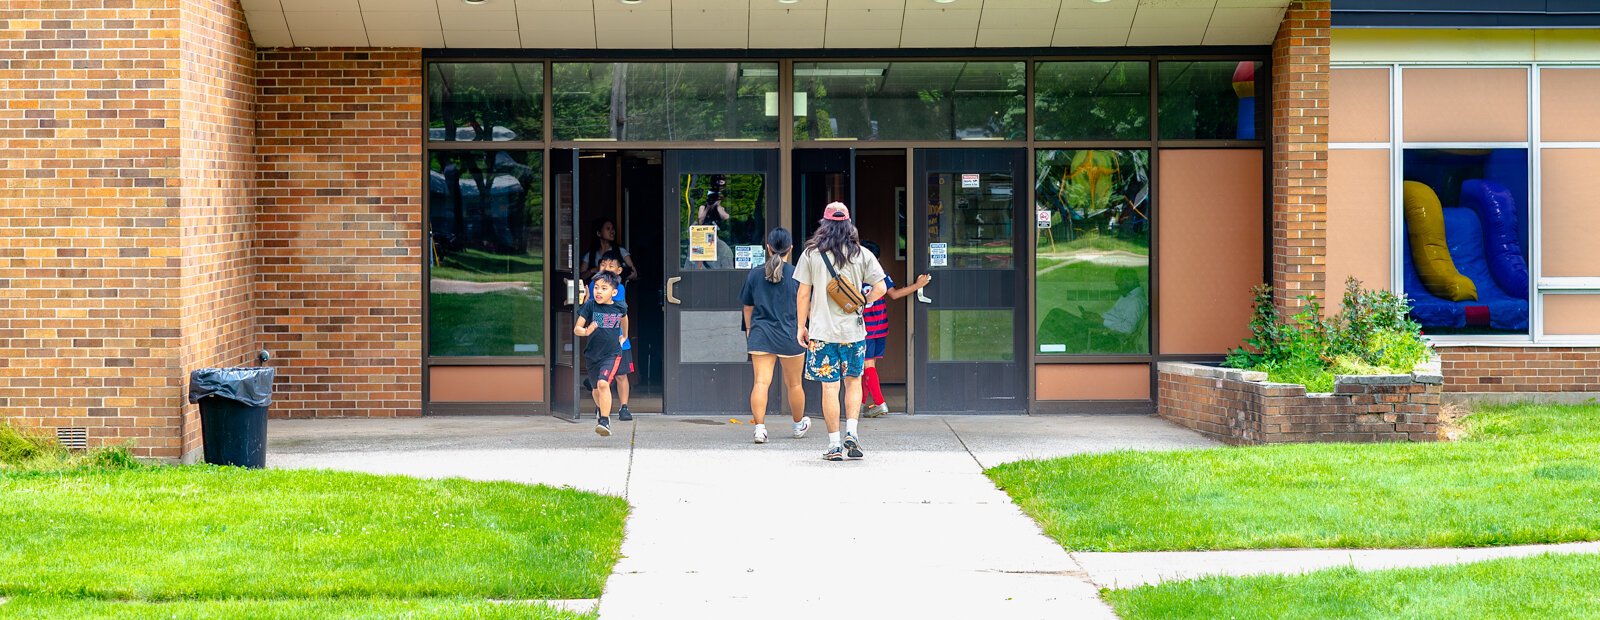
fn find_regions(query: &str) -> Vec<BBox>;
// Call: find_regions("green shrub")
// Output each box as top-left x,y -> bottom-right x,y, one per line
1,423 -> 142,472
1225,278 -> 1433,392
0,424 -> 66,466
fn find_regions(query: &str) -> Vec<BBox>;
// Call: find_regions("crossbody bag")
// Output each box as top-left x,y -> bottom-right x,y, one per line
820,250 -> 868,315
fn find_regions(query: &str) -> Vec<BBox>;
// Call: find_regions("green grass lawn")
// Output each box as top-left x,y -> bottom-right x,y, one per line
988,403 -> 1600,551
0,597 -> 593,620
0,465 -> 625,616
1105,552 -> 1600,620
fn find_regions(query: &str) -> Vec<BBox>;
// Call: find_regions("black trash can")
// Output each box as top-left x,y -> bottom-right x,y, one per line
189,367 -> 276,468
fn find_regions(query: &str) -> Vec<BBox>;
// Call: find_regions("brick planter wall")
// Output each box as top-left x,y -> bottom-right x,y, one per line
1157,362 -> 1442,445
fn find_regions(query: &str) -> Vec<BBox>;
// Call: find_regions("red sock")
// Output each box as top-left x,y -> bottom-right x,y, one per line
863,366 -> 884,406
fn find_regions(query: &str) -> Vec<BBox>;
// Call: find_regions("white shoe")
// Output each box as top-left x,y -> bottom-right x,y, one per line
864,403 -> 889,418
792,416 -> 811,439
754,426 -> 768,444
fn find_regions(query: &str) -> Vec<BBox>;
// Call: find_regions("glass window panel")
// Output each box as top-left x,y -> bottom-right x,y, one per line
551,62 -> 779,141
427,150 -> 545,357
681,173 -> 766,269
1158,61 -> 1262,140
928,310 -> 1013,361
679,311 -> 749,362
1034,61 -> 1150,141
428,63 -> 543,142
1401,148 -> 1530,336
926,171 -> 1014,269
1034,149 -> 1151,355
794,62 -> 1026,141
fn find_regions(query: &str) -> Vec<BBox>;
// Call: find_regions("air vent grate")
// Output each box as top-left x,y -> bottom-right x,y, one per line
56,427 -> 88,450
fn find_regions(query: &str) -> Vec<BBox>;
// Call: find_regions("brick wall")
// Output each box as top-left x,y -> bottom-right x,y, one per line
0,0 -> 189,458
1439,348 -> 1600,394
1270,0 -> 1330,310
178,0 -> 257,457
1158,362 -> 1441,444
255,49 -> 423,419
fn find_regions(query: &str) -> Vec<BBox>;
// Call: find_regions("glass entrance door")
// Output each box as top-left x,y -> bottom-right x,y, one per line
661,150 -> 780,414
911,149 -> 1028,414
549,149 -> 582,421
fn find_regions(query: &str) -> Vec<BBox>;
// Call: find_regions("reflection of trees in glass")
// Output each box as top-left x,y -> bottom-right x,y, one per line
1035,149 -> 1150,355
428,63 -> 543,142
1034,62 -> 1149,141
552,63 -> 778,141
1158,61 -> 1259,140
426,150 -> 545,357
680,173 -> 765,268
796,62 -> 1026,141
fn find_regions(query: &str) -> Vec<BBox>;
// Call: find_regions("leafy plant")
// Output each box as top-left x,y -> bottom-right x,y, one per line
1226,278 -> 1433,391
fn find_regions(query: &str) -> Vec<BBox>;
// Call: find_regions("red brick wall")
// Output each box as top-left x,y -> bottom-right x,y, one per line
1270,0 -> 1330,309
255,49 -> 423,419
0,1 -> 189,458
1439,348 -> 1600,394
1158,362 -> 1440,445
178,0 -> 257,457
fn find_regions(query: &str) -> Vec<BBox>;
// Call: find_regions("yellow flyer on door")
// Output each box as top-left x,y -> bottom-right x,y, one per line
689,225 -> 718,261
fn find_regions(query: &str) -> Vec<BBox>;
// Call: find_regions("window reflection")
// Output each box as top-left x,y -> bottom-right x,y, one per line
428,63 -> 543,142
926,172 -> 1015,269
1035,61 -> 1150,141
1158,61 -> 1262,140
794,62 -> 1026,141
552,62 -> 779,141
1034,149 -> 1150,355
427,151 -> 545,357
681,173 -> 766,270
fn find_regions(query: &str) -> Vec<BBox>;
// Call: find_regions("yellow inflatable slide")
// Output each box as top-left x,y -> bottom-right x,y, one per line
1403,181 -> 1477,302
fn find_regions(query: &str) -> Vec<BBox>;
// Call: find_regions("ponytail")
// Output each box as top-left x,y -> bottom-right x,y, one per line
763,227 -> 793,283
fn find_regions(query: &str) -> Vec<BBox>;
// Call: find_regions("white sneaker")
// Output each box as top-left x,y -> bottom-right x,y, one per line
754,426 -> 768,444
792,416 -> 811,439
864,403 -> 889,418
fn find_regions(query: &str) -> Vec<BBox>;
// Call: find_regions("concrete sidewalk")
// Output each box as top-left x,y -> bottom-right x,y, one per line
269,413 -> 1214,619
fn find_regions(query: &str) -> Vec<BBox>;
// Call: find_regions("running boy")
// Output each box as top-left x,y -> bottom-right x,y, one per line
591,251 -> 635,421
575,271 -> 628,437
859,240 -> 931,418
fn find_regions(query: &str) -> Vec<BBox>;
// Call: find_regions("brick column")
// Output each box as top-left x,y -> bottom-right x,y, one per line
1270,0 -> 1331,310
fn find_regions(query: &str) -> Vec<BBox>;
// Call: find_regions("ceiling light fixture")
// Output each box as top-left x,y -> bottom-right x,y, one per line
1090,0 -> 1114,3
463,0 -> 488,4
620,0 -> 643,4
934,0 -> 957,3
779,0 -> 800,4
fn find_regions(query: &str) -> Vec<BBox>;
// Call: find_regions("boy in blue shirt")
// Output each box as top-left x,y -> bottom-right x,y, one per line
585,251 -> 635,421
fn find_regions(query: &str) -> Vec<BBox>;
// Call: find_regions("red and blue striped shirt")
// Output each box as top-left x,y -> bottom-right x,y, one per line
863,275 -> 893,340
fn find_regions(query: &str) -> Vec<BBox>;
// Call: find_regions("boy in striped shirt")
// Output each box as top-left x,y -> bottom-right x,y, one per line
859,241 -> 932,418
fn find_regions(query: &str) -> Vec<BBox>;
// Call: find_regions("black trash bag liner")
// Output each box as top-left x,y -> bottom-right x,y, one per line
188,367 -> 276,407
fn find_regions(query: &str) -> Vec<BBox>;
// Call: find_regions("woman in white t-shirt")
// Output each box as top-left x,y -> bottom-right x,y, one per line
581,216 -> 639,283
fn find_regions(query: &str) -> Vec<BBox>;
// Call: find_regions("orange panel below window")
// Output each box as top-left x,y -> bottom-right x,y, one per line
1544,296 -> 1600,336
1036,364 -> 1151,401
430,366 -> 544,403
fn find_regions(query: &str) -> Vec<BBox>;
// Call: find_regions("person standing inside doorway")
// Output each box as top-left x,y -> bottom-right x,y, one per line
857,240 -> 932,418
740,228 -> 811,444
794,203 -> 887,461
581,217 -> 639,284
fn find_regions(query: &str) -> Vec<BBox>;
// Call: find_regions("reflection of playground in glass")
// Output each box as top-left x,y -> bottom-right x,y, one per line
926,172 -> 1016,269
1034,149 -> 1151,355
681,173 -> 765,269
427,151 -> 545,357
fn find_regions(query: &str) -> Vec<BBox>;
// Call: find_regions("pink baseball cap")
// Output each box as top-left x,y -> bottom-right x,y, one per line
822,202 -> 851,221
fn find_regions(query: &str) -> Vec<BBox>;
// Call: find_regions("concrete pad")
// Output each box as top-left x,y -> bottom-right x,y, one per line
945,414 -> 1219,468
1075,541 -> 1600,589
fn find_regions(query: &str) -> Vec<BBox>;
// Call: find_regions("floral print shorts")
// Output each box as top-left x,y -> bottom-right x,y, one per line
804,340 -> 866,383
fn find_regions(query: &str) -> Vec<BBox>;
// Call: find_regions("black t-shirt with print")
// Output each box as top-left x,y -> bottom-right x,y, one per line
578,299 -> 628,360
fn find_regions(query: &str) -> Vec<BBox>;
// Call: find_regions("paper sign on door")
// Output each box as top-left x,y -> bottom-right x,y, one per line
689,225 -> 718,262
961,174 -> 980,189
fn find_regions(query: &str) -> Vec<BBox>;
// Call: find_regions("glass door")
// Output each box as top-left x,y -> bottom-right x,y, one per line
549,149 -> 582,421
911,149 -> 1028,414
661,150 -> 780,414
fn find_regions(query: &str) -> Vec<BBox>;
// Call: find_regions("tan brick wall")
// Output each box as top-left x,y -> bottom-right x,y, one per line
1439,347 -> 1600,394
0,0 -> 189,458
1271,0 -> 1330,310
255,49 -> 423,419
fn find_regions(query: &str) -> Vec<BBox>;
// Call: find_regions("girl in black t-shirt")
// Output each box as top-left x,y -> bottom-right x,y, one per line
738,227 -> 810,444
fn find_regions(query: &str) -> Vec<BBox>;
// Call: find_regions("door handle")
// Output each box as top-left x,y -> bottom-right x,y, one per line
565,278 -> 577,306
916,289 -> 933,304
665,276 -> 682,305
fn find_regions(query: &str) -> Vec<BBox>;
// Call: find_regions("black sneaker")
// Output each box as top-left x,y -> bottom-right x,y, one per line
595,416 -> 612,437
843,433 -> 864,460
822,445 -> 845,461
618,404 -> 633,422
